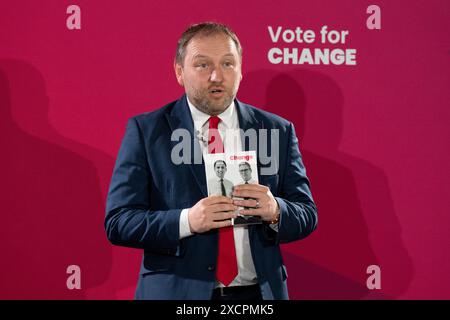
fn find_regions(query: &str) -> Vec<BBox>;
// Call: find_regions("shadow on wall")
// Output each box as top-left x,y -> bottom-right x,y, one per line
0,59 -> 137,299
240,69 -> 413,299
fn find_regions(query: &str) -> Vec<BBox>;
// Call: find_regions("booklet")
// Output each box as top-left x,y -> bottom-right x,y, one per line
204,150 -> 262,226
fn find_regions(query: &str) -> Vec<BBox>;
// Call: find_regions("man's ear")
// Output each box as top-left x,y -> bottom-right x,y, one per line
174,61 -> 184,87
238,61 -> 243,81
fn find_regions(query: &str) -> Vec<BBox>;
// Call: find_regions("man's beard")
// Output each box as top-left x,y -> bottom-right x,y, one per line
189,87 -> 236,115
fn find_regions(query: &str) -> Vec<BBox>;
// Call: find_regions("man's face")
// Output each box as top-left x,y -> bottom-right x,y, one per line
214,162 -> 227,179
239,164 -> 252,182
175,33 -> 242,115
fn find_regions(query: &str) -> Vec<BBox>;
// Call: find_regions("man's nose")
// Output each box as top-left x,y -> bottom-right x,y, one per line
210,66 -> 223,82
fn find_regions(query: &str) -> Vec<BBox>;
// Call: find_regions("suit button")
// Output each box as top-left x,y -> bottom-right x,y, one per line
207,266 -> 215,271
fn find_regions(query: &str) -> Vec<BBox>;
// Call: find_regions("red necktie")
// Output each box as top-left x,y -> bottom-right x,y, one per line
208,116 -> 238,286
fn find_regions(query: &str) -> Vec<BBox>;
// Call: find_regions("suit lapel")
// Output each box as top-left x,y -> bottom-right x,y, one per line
165,95 -> 208,197
235,99 -> 261,151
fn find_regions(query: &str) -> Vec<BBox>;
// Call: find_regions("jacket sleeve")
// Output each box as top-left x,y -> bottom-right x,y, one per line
105,117 -> 182,256
273,122 -> 318,244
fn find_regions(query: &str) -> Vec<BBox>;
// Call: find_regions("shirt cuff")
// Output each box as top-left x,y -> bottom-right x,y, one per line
179,208 -> 194,239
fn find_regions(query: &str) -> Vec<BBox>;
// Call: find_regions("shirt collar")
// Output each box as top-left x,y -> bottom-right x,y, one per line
186,96 -> 236,130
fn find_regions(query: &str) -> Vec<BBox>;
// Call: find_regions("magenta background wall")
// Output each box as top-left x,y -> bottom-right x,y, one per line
1,0 -> 449,299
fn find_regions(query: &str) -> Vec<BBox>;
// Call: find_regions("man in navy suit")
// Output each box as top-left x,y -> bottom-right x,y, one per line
105,22 -> 317,300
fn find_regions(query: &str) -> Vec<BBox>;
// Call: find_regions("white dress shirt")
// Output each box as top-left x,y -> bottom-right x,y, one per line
179,97 -> 258,287
207,177 -> 234,197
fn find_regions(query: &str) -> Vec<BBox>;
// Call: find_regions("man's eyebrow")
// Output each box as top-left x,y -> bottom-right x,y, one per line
192,54 -> 210,60
192,53 -> 236,59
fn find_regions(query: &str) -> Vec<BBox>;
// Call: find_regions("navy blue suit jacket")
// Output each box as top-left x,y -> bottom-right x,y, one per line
105,95 -> 317,300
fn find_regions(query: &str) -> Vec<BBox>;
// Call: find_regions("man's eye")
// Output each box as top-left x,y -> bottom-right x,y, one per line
197,63 -> 208,69
224,61 -> 233,67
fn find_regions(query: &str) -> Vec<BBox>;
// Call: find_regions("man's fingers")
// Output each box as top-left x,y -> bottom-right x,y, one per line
212,219 -> 233,229
204,195 -> 233,205
234,184 -> 267,192
232,189 -> 262,199
212,210 -> 237,221
239,209 -> 264,217
233,199 -> 259,208
207,203 -> 238,213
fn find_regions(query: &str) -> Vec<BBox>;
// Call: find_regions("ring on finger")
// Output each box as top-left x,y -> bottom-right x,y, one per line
255,200 -> 260,208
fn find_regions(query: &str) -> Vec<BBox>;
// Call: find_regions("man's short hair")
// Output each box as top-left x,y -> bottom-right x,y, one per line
175,22 -> 242,66
214,160 -> 227,168
239,162 -> 251,170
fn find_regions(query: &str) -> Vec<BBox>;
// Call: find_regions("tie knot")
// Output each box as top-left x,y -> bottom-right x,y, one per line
209,116 -> 221,130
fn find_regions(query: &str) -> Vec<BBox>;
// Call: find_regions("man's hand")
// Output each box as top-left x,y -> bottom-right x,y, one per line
188,195 -> 238,233
232,184 -> 280,223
